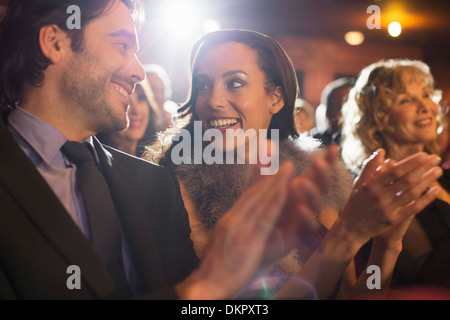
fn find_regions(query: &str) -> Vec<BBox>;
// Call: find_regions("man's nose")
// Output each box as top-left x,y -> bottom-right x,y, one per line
128,54 -> 146,85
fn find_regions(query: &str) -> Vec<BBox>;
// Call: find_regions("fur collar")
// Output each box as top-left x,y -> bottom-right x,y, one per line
174,137 -> 354,231
169,137 -> 354,296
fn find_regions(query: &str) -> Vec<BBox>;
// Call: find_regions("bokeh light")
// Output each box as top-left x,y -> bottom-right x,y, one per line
388,21 -> 402,37
344,31 -> 365,46
203,19 -> 221,33
160,1 -> 198,38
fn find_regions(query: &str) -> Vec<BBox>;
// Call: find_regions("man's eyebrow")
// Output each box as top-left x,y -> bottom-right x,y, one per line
109,29 -> 139,51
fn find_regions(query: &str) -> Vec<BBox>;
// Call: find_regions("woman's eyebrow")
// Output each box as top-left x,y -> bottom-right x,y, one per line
222,70 -> 248,78
194,70 -> 248,79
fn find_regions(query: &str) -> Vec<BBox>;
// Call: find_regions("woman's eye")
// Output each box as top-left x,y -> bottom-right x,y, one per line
397,96 -> 411,105
197,81 -> 211,93
227,79 -> 244,89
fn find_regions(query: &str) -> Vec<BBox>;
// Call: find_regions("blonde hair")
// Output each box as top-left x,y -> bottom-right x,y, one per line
341,59 -> 443,173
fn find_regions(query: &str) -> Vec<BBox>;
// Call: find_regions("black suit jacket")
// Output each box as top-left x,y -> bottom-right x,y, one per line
0,117 -> 199,299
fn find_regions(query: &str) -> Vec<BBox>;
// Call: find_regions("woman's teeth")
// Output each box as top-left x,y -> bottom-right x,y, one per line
209,119 -> 238,128
416,118 -> 432,126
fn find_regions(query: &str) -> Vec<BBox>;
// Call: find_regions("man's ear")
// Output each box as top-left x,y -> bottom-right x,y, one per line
39,25 -> 70,64
270,86 -> 285,115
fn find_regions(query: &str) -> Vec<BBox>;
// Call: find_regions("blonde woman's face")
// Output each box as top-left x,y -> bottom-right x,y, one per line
385,78 -> 439,146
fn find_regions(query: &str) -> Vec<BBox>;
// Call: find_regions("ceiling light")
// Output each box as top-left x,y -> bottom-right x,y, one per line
344,31 -> 365,46
388,21 -> 402,37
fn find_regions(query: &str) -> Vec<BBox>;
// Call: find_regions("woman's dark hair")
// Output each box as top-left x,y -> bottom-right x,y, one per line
179,29 -> 300,140
0,0 -> 143,110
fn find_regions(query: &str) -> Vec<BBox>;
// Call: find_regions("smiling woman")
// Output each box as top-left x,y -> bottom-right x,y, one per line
341,58 -> 450,289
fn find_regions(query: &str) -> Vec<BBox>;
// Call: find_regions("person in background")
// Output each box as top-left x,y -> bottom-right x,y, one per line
314,77 -> 354,146
97,79 -> 158,157
0,0 -> 8,27
144,64 -> 174,131
341,58 -> 450,290
294,98 -> 315,136
437,113 -> 450,169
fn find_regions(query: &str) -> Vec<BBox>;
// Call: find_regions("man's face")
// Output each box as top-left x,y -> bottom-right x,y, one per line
60,0 -> 145,134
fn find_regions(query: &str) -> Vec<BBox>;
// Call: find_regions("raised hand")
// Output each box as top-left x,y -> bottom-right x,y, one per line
277,145 -> 339,250
176,161 -> 294,299
337,149 -> 442,248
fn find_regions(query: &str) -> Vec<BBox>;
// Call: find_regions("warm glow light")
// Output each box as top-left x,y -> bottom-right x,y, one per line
160,2 -> 198,37
388,21 -> 402,37
203,19 -> 221,33
344,31 -> 365,46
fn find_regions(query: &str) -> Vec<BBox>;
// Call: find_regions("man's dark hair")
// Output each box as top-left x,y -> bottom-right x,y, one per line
0,0 -> 144,110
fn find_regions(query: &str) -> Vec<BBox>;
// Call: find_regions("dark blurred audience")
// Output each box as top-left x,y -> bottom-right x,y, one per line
144,64 -> 175,131
314,77 -> 354,146
0,0 -> 7,20
294,98 -> 315,135
341,58 -> 450,290
0,0 -> 8,33
438,113 -> 450,169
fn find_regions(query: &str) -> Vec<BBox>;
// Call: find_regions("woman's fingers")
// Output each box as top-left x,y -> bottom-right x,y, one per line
399,185 -> 442,216
375,152 -> 433,186
372,155 -> 442,215
340,151 -> 443,244
354,149 -> 385,189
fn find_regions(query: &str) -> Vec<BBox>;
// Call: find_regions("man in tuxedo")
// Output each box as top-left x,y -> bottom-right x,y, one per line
0,0 -> 323,299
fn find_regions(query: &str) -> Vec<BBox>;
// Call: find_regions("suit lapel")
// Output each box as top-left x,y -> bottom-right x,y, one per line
93,138 -> 166,293
0,121 -> 118,299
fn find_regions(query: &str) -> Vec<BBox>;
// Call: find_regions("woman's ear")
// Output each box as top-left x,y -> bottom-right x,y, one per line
270,86 -> 285,115
39,25 -> 69,64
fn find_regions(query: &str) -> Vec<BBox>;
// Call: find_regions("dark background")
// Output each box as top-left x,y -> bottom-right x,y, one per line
138,0 -> 450,107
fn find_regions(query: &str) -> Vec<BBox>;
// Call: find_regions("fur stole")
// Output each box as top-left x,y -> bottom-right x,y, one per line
173,137 -> 354,268
174,137 -> 353,229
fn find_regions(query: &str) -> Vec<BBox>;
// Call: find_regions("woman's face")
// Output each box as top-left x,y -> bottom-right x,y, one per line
383,77 -> 439,149
295,109 -> 312,134
121,86 -> 150,141
194,41 -> 283,149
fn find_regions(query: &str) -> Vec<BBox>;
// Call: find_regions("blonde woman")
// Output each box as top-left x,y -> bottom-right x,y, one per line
341,59 -> 450,290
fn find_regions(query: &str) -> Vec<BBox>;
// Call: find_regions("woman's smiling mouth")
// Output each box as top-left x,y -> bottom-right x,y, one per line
208,118 -> 239,130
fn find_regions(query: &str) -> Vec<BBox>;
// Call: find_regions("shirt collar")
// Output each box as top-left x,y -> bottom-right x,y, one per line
7,106 -> 95,165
